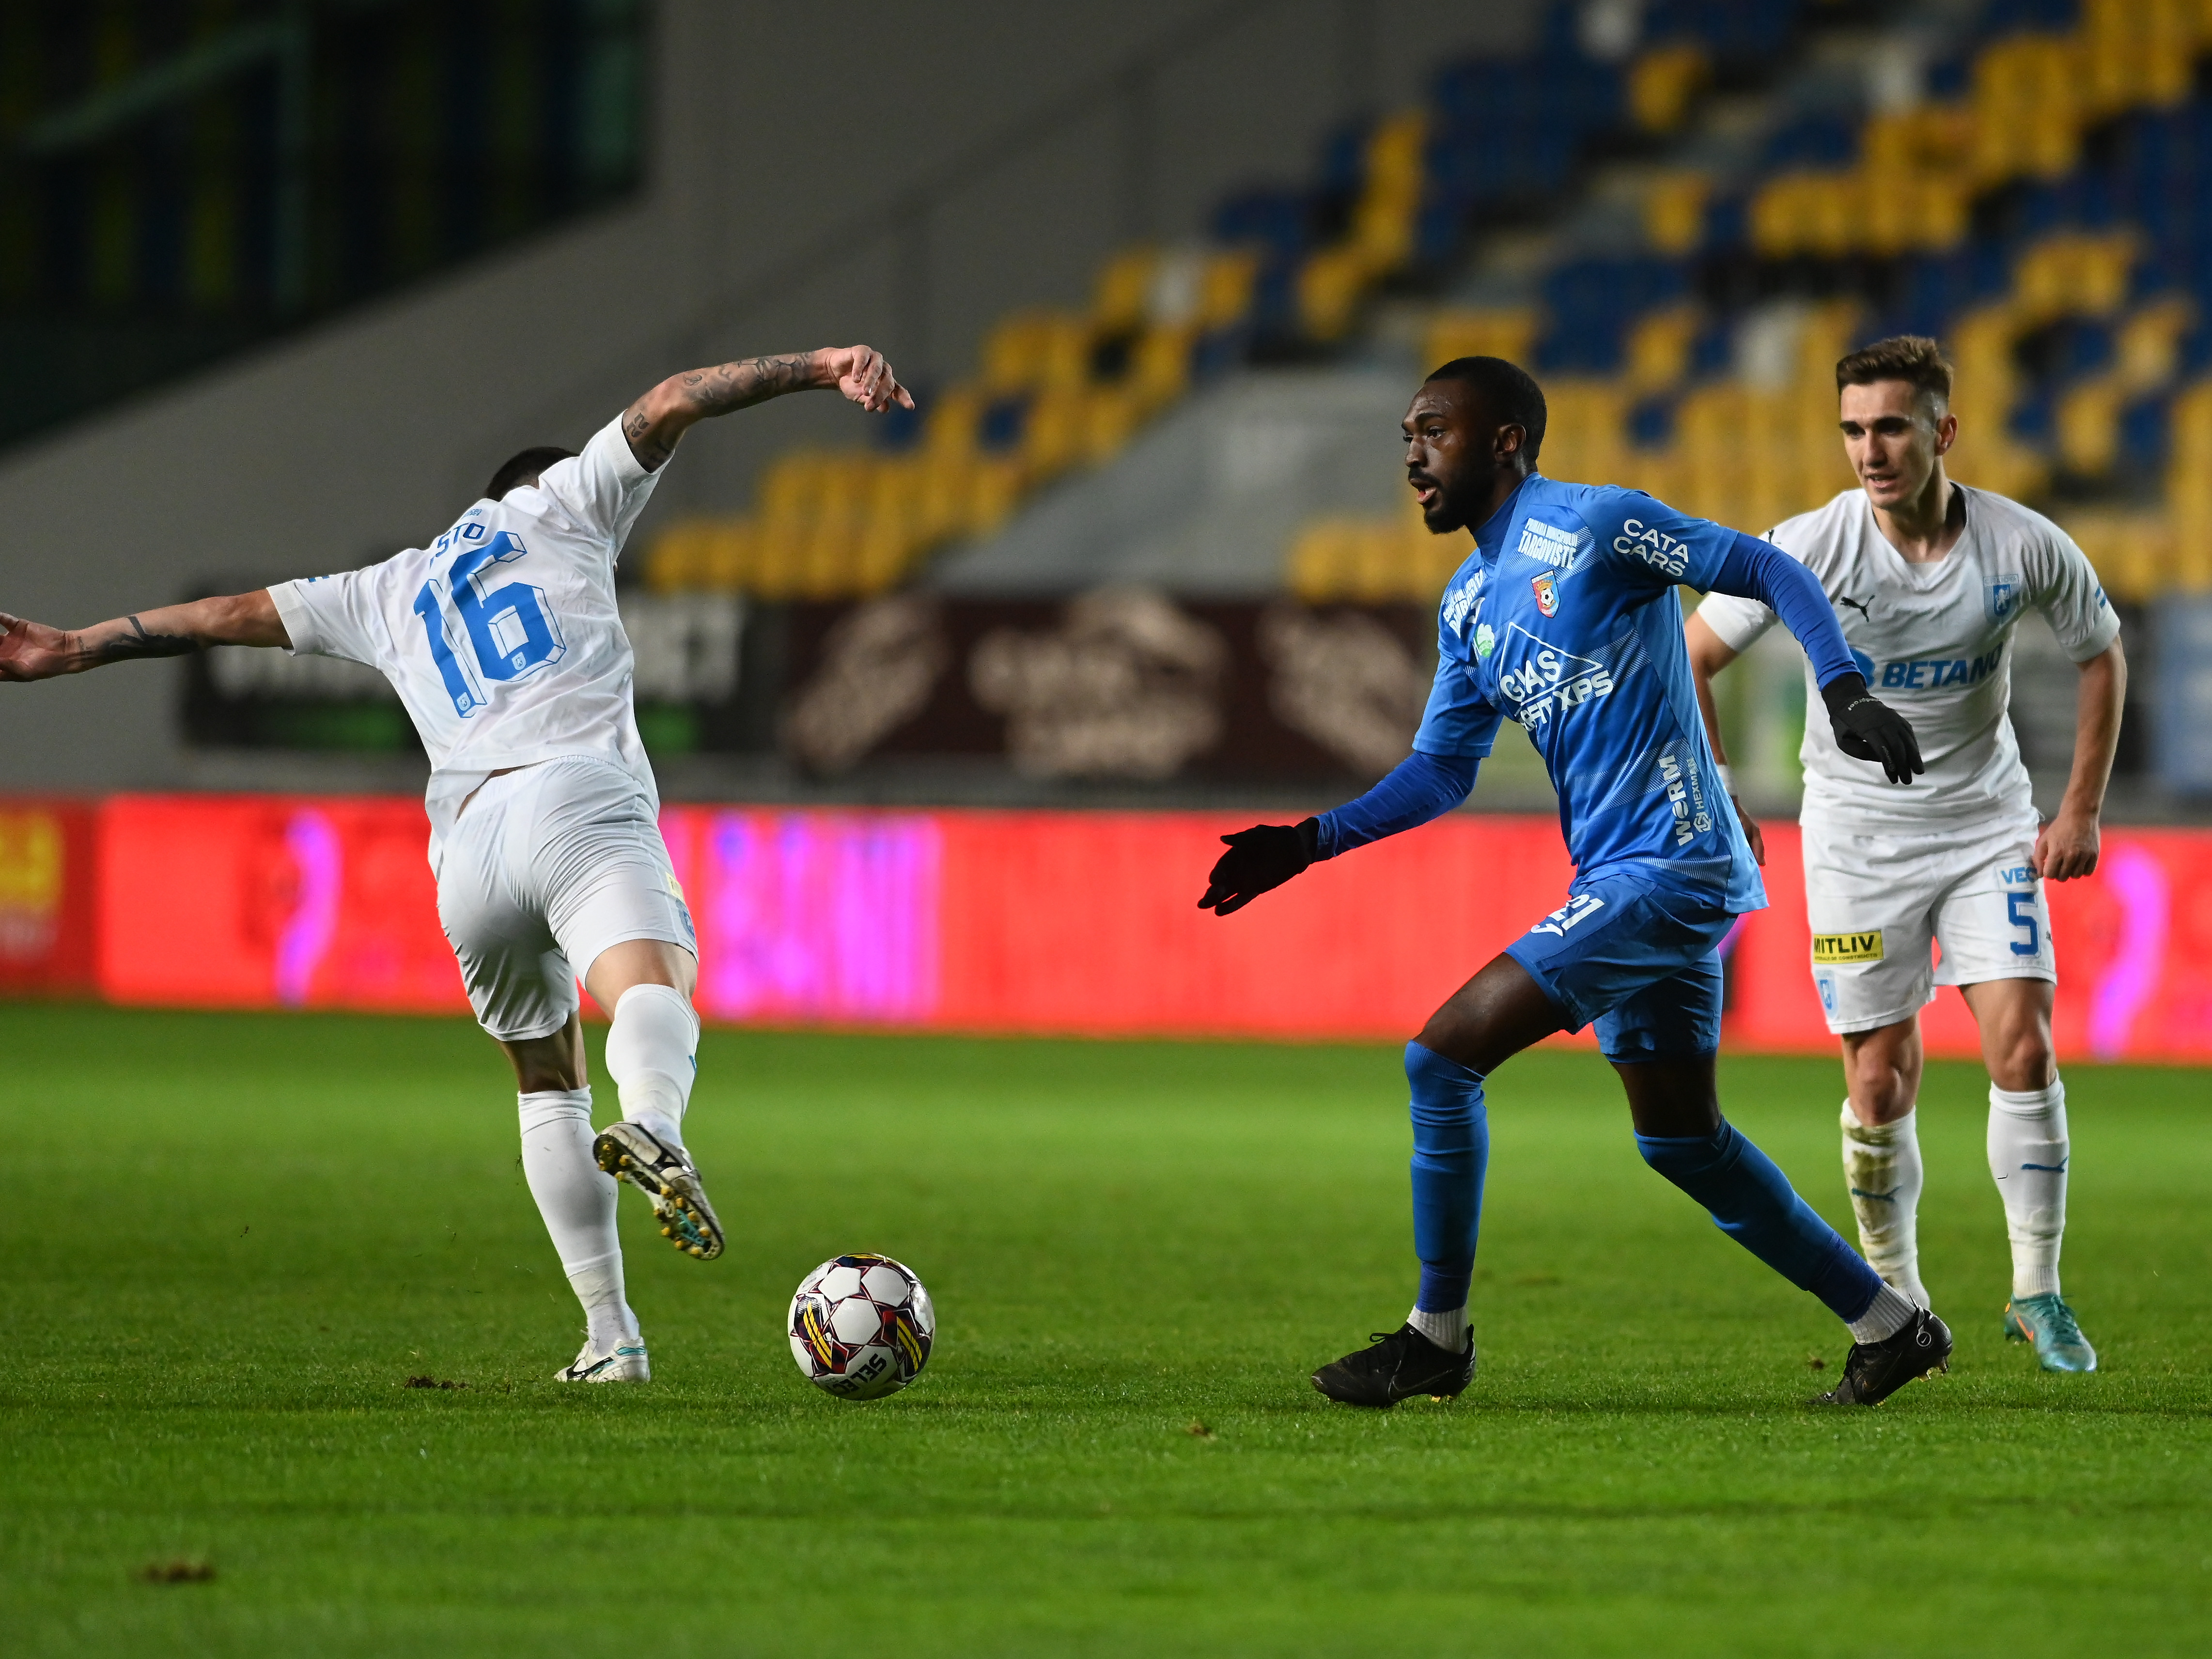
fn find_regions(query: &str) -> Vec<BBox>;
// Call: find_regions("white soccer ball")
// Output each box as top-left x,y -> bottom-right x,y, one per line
787,1253 -> 935,1400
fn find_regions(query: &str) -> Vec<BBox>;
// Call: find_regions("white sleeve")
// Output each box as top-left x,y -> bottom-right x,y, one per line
2032,522 -> 2123,662
269,566 -> 388,667
1695,589 -> 1778,651
534,415 -> 661,552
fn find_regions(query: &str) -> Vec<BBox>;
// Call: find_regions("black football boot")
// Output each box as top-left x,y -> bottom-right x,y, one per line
1311,1323 -> 1477,1408
1813,1305 -> 1953,1406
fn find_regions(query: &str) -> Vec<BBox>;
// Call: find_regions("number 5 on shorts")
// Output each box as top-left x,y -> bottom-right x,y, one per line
2006,891 -> 2040,957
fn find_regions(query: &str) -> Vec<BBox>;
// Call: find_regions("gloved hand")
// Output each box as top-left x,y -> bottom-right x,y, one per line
1820,672 -> 1925,786
1198,818 -> 1321,915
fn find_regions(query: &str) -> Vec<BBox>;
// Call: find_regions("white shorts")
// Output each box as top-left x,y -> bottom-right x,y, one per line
1803,810 -> 2055,1036
433,757 -> 696,1041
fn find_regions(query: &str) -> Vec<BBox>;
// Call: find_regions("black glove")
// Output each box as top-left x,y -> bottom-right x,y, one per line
1820,671 -> 1925,786
1198,818 -> 1320,915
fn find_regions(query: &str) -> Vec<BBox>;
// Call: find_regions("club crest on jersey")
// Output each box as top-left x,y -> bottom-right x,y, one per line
1985,574 -> 2022,623
1531,572 -> 1559,616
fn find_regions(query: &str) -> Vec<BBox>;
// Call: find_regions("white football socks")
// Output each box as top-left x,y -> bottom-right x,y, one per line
604,983 -> 700,1153
1839,1101 -> 1930,1308
1847,1279 -> 1918,1344
517,1087 -> 637,1349
1407,1305 -> 1470,1352
1988,1079 -> 2068,1298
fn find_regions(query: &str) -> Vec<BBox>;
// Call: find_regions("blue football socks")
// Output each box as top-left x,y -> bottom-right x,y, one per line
1406,1041 -> 1489,1316
1635,1120 -> 1885,1322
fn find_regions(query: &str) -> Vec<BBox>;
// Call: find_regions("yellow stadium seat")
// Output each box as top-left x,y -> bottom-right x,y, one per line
1298,245 -> 1373,342
1092,247 -> 1156,333
1020,387 -> 1091,479
699,522 -> 757,592
2057,378 -> 2125,475
1628,44 -> 1710,134
1198,251 -> 1259,330
1082,386 -> 1144,464
2013,232 -> 2138,323
1539,381 -> 1631,484
1624,305 -> 1700,393
924,385 -> 984,456
641,522 -> 710,593
2116,295 -> 2196,391
1130,323 -> 1196,410
1971,35 -> 2081,184
1644,172 -> 1712,255
1425,309 -> 1540,373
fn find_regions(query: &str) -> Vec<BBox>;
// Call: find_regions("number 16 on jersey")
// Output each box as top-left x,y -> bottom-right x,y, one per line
411,529 -> 566,716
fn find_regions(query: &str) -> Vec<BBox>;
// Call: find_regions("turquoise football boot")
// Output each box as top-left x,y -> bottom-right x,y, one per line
2003,1293 -> 2097,1372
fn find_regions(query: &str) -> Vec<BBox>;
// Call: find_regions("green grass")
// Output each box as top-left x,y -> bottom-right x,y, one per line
1,1004 -> 2207,1655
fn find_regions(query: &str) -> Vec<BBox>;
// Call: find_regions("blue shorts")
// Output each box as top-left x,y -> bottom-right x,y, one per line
1502,871 -> 1737,1062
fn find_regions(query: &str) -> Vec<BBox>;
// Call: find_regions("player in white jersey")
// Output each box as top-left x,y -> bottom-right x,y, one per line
0,342 -> 913,1382
1685,335 -> 2124,1372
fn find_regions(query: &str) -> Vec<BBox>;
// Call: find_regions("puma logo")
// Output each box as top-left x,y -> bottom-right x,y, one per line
1836,594 -> 1874,620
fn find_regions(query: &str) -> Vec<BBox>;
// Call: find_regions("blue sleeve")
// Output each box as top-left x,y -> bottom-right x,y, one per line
1708,529 -> 1858,688
1316,749 -> 1479,859
1582,489 -> 1858,688
1410,646 -> 1504,759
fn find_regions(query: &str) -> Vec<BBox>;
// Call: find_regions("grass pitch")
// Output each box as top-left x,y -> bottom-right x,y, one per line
2,1004 -> 2208,1655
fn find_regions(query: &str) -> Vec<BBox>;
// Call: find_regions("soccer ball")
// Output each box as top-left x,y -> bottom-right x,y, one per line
787,1253 -> 935,1400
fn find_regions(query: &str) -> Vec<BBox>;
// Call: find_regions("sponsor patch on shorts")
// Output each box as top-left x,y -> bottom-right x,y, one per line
1812,930 -> 1884,964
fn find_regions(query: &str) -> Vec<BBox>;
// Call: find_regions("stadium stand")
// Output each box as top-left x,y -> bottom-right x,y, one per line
645,3 -> 1788,601
1291,0 -> 2212,604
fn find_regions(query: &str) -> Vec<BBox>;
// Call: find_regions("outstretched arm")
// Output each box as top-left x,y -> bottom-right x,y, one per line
1707,530 -> 1924,787
2035,638 -> 2126,881
1683,612 -> 1764,865
620,344 -> 915,472
1197,750 -> 1479,916
0,590 -> 286,682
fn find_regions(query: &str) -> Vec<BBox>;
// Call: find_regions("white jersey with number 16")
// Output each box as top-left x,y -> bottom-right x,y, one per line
1695,485 -> 2119,827
269,414 -> 662,838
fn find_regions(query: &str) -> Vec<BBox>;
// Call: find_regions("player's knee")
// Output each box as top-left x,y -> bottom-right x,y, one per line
1988,1024 -> 2056,1093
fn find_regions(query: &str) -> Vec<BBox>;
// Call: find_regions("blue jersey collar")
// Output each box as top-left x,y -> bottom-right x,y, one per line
1471,472 -> 1540,562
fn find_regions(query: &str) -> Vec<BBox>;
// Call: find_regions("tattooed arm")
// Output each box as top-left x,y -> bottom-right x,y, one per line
619,344 -> 914,471
0,590 -> 288,682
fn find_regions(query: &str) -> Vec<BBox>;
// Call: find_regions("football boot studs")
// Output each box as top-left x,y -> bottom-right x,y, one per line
593,1121 -> 725,1261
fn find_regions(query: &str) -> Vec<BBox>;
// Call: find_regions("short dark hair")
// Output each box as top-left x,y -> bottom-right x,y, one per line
485,445 -> 577,500
1836,334 -> 1953,404
1425,356 -> 1548,462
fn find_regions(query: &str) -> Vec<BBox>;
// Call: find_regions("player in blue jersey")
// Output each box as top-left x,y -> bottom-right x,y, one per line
1199,357 -> 1946,1408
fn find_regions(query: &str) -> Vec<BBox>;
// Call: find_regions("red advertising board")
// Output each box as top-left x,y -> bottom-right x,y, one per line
0,799 -> 99,997
9,793 -> 2209,1063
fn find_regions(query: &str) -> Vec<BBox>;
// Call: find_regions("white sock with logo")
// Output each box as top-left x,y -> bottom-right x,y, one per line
1988,1079 -> 2068,1298
1407,1305 -> 1470,1352
518,1088 -> 637,1349
1840,1101 -> 1929,1307
604,983 -> 700,1153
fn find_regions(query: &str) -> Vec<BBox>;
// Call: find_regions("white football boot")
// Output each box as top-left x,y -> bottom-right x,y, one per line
556,1336 -> 650,1383
593,1122 -> 725,1260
